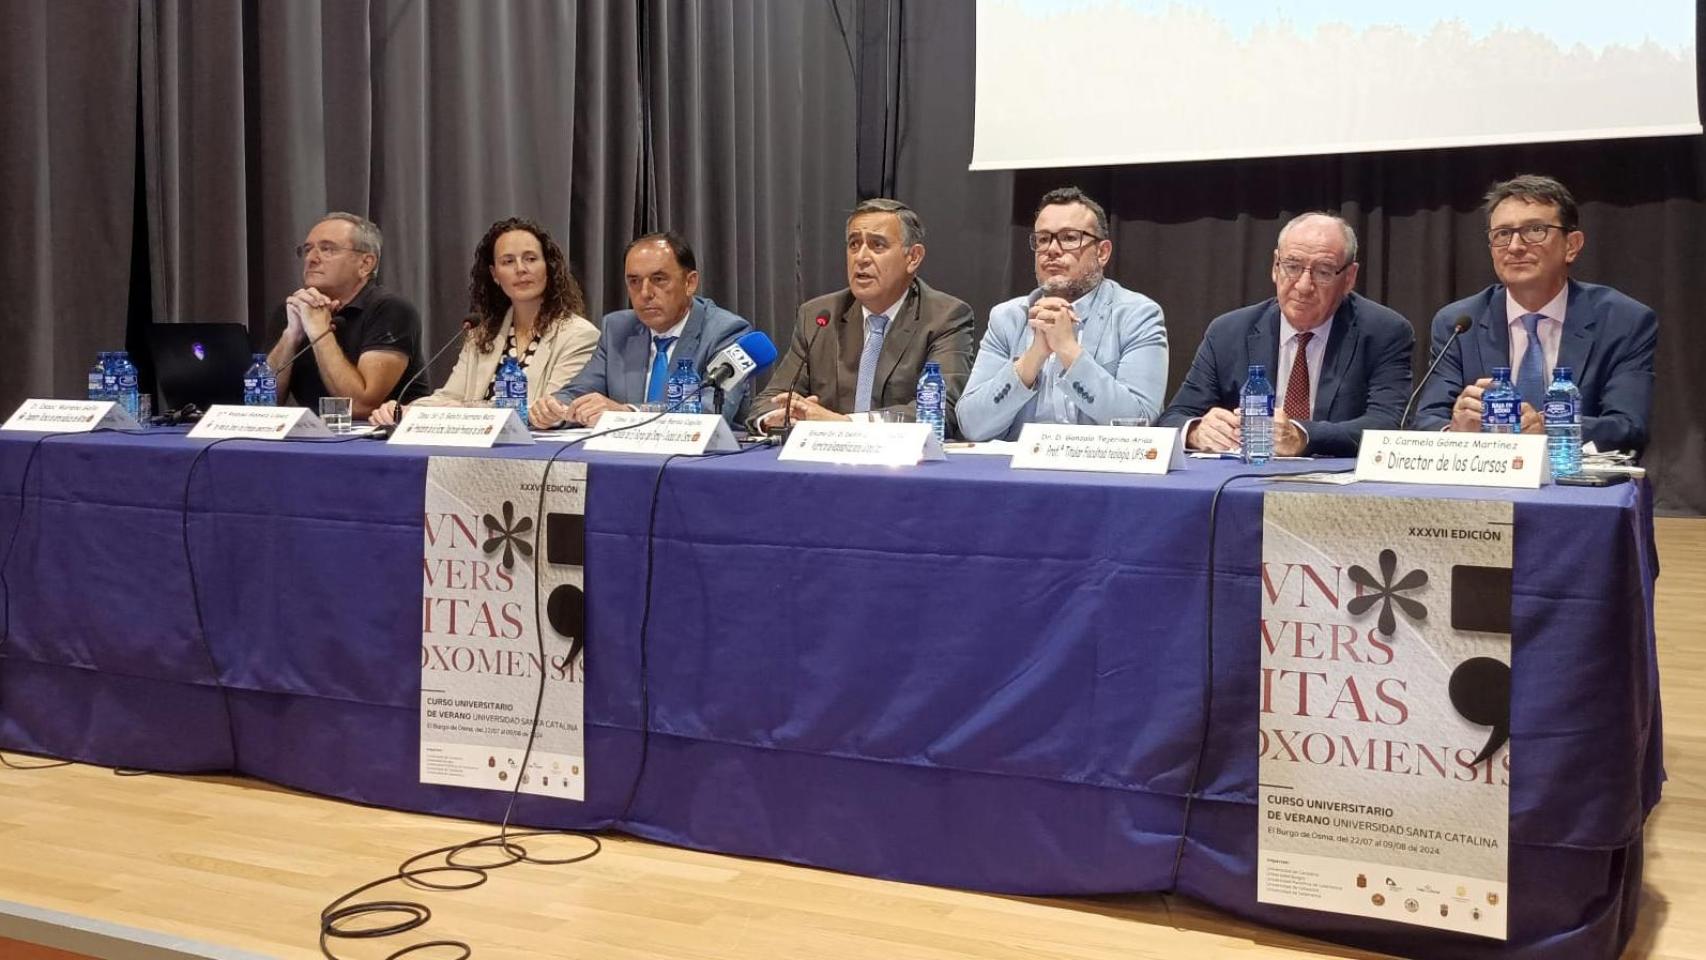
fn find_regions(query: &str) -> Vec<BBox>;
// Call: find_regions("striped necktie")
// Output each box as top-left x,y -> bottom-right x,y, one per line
852,314 -> 890,413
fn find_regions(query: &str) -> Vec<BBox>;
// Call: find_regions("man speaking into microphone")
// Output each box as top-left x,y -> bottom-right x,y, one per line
749,198 -> 975,434
264,212 -> 428,417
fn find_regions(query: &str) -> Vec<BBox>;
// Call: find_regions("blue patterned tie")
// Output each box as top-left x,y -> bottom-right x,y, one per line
852,314 -> 890,413
1515,313 -> 1547,409
646,335 -> 678,403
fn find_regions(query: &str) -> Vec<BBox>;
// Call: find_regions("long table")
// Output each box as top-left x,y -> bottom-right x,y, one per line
0,429 -> 1661,959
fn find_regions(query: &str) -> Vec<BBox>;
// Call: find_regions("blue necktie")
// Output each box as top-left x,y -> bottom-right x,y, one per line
1515,313 -> 1547,409
646,335 -> 678,403
852,314 -> 890,413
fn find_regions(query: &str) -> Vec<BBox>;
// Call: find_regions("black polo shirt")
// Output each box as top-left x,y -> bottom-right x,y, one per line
266,283 -> 429,407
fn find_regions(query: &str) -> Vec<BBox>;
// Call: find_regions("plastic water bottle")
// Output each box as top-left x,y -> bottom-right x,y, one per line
258,357 -> 278,406
1544,365 -> 1582,478
243,354 -> 269,405
1240,363 -> 1274,465
101,351 -> 120,402
916,360 -> 946,442
88,353 -> 109,401
494,356 -> 530,427
665,358 -> 702,414
113,351 -> 141,421
1481,366 -> 1521,435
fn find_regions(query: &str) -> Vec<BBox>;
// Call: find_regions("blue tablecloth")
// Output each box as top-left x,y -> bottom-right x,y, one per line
0,429 -> 1661,959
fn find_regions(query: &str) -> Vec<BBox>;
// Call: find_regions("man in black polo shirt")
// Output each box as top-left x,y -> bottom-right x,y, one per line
265,212 -> 427,417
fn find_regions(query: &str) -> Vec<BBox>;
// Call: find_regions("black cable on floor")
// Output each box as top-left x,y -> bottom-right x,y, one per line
1166,465 -> 1356,893
316,406 -> 734,959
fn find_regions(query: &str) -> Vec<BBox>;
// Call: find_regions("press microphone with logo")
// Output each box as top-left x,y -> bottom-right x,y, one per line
368,314 -> 478,438
778,312 -> 831,440
1399,314 -> 1473,429
704,331 -> 779,393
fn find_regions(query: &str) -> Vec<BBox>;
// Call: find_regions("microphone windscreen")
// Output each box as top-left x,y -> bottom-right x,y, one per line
734,330 -> 779,371
1453,314 -> 1473,334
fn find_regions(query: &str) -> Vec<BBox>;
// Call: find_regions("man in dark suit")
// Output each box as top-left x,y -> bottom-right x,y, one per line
1414,174 -> 1656,453
1159,213 -> 1413,457
531,232 -> 752,428
751,198 -> 974,432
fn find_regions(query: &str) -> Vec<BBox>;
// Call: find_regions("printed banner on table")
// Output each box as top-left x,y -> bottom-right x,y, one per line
1258,492 -> 1512,939
420,457 -> 588,800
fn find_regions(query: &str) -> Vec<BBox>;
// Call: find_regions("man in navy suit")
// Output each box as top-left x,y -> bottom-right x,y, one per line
531,232 -> 752,428
1414,175 -> 1656,453
1159,213 -> 1413,457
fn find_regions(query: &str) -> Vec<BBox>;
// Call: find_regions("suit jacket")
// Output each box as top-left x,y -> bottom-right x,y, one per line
1158,292 -> 1414,457
754,278 -> 975,432
1414,280 -> 1656,453
956,278 -> 1167,441
554,296 -> 754,426
412,308 -> 599,410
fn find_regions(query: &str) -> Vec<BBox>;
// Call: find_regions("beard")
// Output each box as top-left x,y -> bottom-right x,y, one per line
1039,267 -> 1103,303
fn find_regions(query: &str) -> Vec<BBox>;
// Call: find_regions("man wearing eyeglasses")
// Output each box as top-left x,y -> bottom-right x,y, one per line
956,187 -> 1167,441
1158,213 -> 1413,457
264,212 -> 428,417
1413,175 -> 1656,452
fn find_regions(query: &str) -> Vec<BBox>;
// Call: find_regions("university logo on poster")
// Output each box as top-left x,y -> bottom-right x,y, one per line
1258,492 -> 1512,939
419,457 -> 588,800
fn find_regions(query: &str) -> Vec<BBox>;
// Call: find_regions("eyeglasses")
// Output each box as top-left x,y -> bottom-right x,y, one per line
1275,258 -> 1353,285
1487,223 -> 1566,248
1028,229 -> 1104,252
295,241 -> 361,259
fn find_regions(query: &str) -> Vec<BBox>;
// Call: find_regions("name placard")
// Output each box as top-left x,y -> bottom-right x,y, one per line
1010,423 -> 1184,475
389,407 -> 534,447
187,405 -> 334,440
581,411 -> 738,455
1356,430 -> 1549,488
778,421 -> 945,466
2,399 -> 139,433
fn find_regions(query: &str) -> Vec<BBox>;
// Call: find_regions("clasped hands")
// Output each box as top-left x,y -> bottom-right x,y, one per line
1187,407 -> 1309,457
285,287 -> 341,341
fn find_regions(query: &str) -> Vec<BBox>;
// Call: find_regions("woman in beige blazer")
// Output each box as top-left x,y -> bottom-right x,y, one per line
371,217 -> 599,425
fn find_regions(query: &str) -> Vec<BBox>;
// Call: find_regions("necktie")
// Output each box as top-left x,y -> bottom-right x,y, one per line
1515,313 -> 1547,409
852,314 -> 890,413
1283,330 -> 1314,421
646,335 -> 678,403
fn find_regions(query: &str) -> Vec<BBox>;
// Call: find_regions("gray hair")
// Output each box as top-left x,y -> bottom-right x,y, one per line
1277,211 -> 1358,264
849,197 -> 925,248
321,211 -> 384,271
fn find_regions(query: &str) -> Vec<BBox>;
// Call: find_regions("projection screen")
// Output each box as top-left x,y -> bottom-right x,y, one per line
972,1 -> 1701,170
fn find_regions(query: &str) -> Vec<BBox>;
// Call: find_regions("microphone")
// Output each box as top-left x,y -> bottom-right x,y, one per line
1399,314 -> 1473,429
704,331 -> 778,392
368,315 -> 478,437
779,312 -> 831,438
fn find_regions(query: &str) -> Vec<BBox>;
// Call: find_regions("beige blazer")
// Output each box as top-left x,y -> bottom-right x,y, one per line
413,308 -> 599,409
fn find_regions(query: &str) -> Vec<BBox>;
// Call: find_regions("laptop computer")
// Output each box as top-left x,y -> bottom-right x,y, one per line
147,322 -> 254,413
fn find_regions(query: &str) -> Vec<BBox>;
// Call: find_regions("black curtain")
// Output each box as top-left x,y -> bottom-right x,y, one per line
888,0 -> 1706,514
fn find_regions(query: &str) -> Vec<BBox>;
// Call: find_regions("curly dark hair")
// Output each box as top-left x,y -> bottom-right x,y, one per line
467,217 -> 588,352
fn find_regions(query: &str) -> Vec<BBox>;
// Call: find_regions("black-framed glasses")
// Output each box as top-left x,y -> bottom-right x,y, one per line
1275,258 -> 1353,285
295,241 -> 361,259
1028,229 -> 1104,252
1487,223 -> 1566,248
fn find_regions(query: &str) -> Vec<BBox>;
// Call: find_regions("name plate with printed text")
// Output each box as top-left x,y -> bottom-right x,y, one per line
778,421 -> 945,466
186,405 -> 334,440
1010,423 -> 1184,475
2,399 -> 139,433
581,411 -> 738,455
388,407 -> 534,447
1356,430 -> 1549,489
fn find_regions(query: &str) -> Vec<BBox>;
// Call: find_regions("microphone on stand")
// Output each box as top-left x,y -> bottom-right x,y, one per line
777,311 -> 830,441
367,315 -> 478,438
703,331 -> 779,416
1400,314 -> 1473,429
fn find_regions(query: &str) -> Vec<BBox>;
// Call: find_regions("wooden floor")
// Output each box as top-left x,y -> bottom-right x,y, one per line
2,518 -> 1704,960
